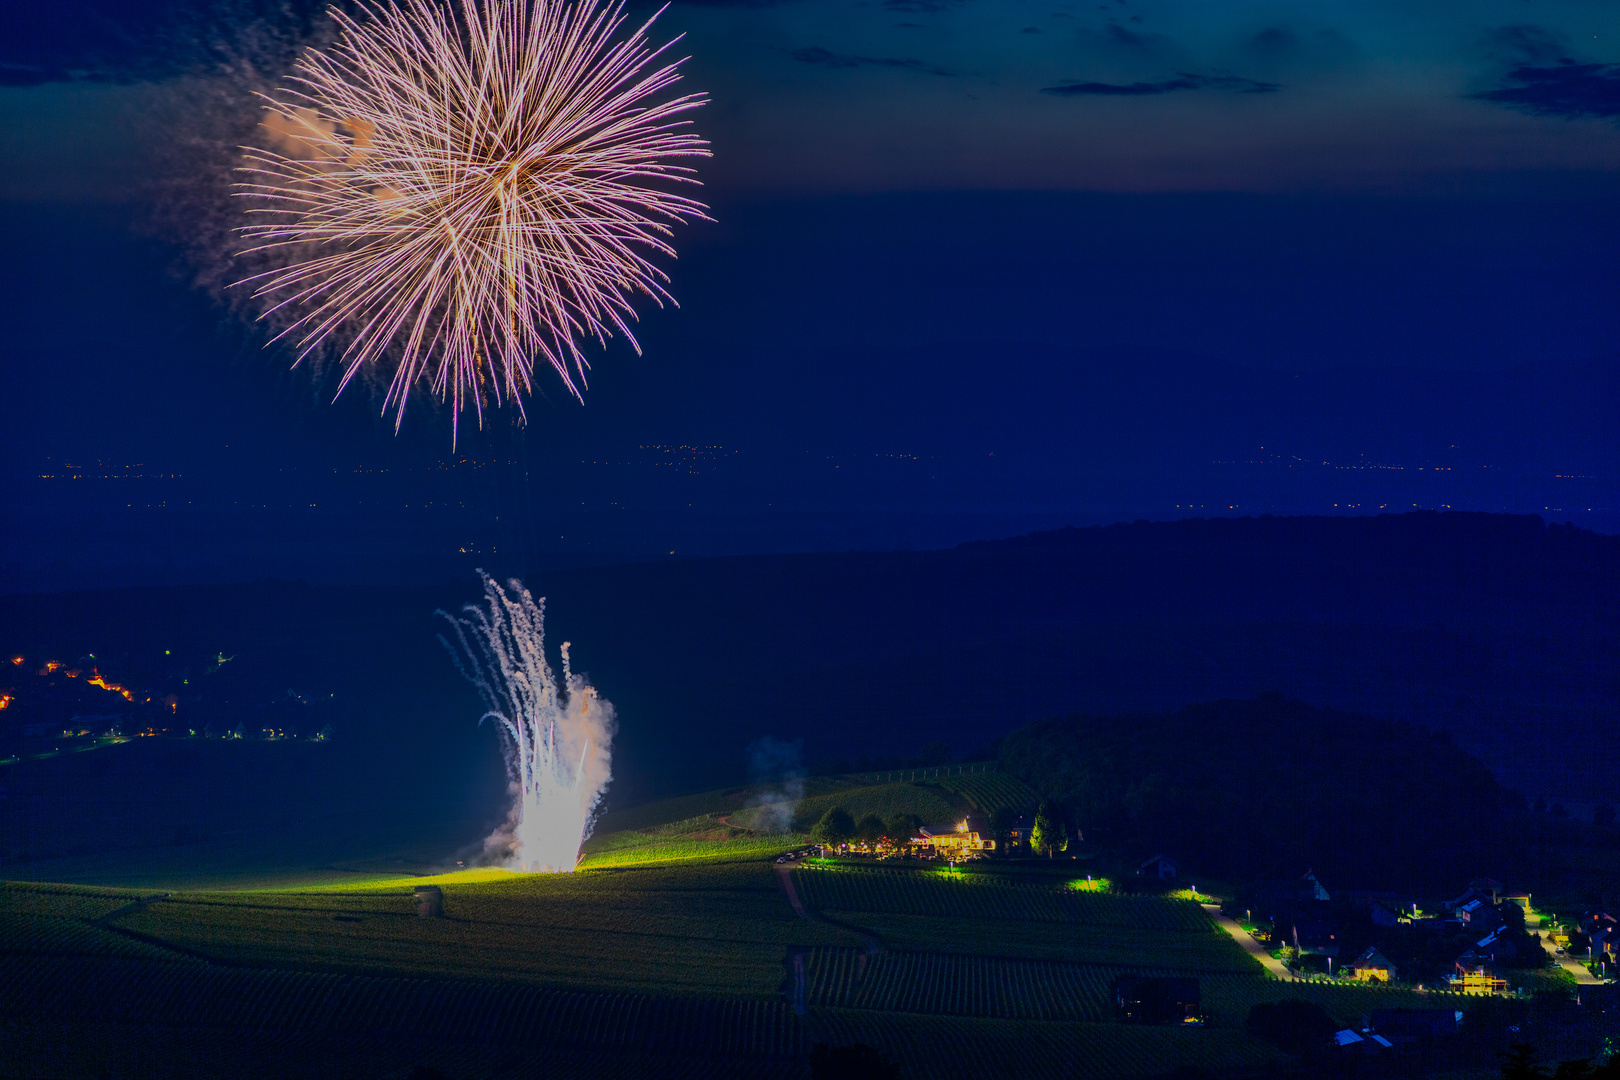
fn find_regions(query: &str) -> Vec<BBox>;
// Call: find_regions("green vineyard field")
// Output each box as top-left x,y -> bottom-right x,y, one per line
804,947 -> 1152,1020
928,771 -> 1039,815
822,910 -> 1260,971
0,1019 -> 806,1080
581,833 -> 806,867
107,864 -> 858,997
0,856 -> 1484,1079
794,864 -> 1211,930
0,910 -> 197,962
0,953 -> 806,1060
801,946 -> 1456,1028
807,1008 -> 1287,1080
1,881 -> 149,920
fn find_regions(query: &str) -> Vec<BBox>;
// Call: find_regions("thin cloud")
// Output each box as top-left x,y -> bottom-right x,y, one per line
1480,24 -> 1572,64
0,63 -> 75,87
790,46 -> 954,77
1042,72 -> 1279,97
1472,61 -> 1620,119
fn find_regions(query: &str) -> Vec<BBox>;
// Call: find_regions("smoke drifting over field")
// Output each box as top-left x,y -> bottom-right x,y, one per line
745,737 -> 804,834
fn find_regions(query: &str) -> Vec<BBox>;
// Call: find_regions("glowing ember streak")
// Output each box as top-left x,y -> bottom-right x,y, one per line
439,572 -> 614,872
234,0 -> 709,439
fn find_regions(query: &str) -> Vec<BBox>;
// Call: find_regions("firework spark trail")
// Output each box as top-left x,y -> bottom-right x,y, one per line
439,572 -> 614,872
234,0 -> 708,439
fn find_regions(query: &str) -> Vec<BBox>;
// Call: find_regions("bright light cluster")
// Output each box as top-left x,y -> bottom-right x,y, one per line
236,0 -> 708,438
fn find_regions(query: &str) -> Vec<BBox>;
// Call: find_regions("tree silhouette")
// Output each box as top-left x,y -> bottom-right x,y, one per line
1030,802 -> 1067,859
813,806 -> 855,847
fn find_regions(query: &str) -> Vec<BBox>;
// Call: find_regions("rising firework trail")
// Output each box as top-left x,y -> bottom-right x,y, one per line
439,572 -> 615,872
234,0 -> 708,439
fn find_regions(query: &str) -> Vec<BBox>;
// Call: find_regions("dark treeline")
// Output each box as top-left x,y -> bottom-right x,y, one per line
4,510 -> 1617,814
998,694 -> 1519,891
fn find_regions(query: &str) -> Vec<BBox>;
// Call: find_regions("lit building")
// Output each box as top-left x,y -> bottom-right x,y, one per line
1350,947 -> 1398,983
1448,953 -> 1508,994
913,820 -> 994,853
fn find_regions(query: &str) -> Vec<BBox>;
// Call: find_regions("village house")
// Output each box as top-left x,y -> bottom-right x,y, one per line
1456,897 -> 1504,933
1448,953 -> 1508,994
1343,891 -> 1406,927
1350,947 -> 1398,983
1001,815 -> 1033,851
1447,878 -> 1531,915
1288,910 -> 1341,969
1137,855 -> 1177,880
913,820 -> 994,854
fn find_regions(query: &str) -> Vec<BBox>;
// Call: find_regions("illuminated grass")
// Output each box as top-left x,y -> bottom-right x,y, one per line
794,865 -> 1212,930
104,863 -> 859,998
1,882 -> 149,919
3,859 -> 1468,1078
579,834 -> 806,868
262,867 -> 524,893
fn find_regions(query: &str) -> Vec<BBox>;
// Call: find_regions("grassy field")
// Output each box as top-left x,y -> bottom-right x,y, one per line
104,864 -> 859,998
0,773 -> 1497,1079
824,911 -> 1262,970
926,770 -> 1040,815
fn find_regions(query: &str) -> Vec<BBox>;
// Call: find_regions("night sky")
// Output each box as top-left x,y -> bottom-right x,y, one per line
4,0 -> 1620,591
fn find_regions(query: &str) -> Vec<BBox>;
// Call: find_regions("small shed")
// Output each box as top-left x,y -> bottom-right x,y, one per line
414,885 -> 443,918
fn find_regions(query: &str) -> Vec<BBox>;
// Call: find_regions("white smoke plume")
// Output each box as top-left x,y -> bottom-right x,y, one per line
439,572 -> 615,872
135,3 -> 395,402
746,737 -> 805,835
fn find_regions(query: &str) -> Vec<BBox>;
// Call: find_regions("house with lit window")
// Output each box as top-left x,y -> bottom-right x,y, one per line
1448,953 -> 1508,994
1351,947 -> 1398,983
913,820 -> 994,853
1002,816 -> 1033,850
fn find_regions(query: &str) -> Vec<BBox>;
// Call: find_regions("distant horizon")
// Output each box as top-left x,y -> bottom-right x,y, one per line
7,505 -> 1618,598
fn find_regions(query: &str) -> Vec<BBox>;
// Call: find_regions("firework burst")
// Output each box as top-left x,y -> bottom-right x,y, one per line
235,0 -> 708,437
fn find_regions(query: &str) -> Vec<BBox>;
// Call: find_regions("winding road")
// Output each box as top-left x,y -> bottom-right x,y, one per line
1203,903 -> 1294,979
1530,912 -> 1605,985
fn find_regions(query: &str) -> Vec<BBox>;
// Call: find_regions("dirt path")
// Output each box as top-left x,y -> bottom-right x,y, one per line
774,865 -> 807,918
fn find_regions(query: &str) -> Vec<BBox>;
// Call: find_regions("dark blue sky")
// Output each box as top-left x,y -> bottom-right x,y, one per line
2,0 -> 1619,590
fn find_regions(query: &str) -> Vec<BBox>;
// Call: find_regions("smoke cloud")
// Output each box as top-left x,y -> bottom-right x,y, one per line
134,6 -> 394,402
746,736 -> 805,834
